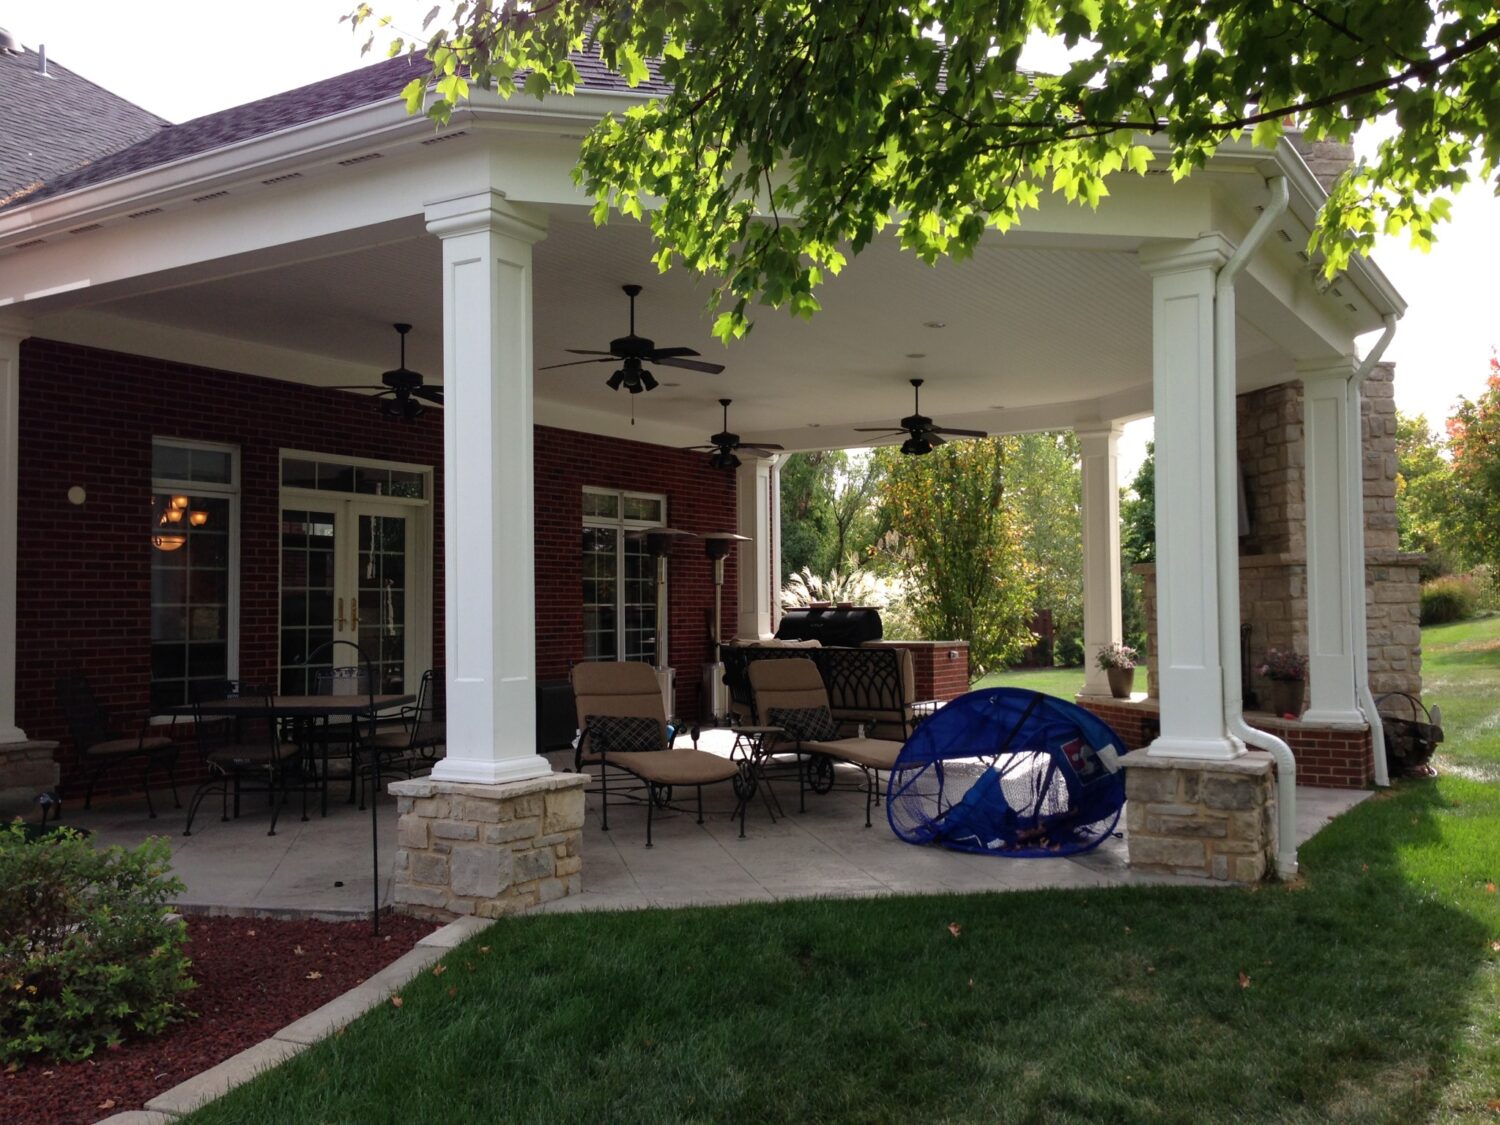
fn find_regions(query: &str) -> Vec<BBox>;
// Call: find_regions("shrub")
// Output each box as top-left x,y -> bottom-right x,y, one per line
1054,634 -> 1085,668
1420,574 -> 1481,625
0,823 -> 193,1063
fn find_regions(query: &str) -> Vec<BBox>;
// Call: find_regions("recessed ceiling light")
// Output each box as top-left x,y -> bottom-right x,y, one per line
906,352 -> 926,359
807,423 -> 821,428
923,320 -> 946,329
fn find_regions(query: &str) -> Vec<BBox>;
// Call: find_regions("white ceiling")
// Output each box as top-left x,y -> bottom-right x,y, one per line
84,208 -> 1290,448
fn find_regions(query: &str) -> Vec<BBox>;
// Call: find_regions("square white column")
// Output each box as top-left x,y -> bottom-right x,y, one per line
0,320 -> 27,743
736,455 -> 777,640
1078,425 -> 1124,697
1300,363 -> 1364,723
425,192 -> 551,785
1138,237 -> 1239,759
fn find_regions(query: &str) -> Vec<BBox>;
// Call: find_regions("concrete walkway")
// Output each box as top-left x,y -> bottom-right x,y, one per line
63,734 -> 1370,918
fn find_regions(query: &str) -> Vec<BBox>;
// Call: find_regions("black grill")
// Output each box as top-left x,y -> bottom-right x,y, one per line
776,605 -> 883,647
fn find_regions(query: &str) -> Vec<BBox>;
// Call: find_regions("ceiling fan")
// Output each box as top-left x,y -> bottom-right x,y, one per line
329,323 -> 442,421
685,399 -> 784,470
854,378 -> 987,455
540,283 -> 725,394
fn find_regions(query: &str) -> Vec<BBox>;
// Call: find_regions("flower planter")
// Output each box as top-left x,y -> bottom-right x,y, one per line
1268,679 -> 1305,718
1106,666 -> 1136,699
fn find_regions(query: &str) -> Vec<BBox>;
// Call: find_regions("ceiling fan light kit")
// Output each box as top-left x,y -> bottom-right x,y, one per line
854,378 -> 988,455
541,283 -> 725,394
328,323 -> 443,421
686,398 -> 784,470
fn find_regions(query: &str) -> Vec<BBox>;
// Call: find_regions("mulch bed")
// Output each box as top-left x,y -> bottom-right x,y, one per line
1,913 -> 435,1125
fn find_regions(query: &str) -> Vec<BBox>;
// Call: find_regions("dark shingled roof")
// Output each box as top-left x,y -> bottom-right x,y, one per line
6,49 -> 671,211
0,43 -> 166,201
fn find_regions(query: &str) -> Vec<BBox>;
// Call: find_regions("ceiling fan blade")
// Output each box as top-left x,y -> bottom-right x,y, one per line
681,444 -> 718,452
933,426 -> 988,438
540,357 -> 618,370
412,386 -> 444,404
741,443 -> 785,452
654,356 -> 725,374
325,384 -> 389,391
646,346 -> 701,360
853,427 -> 905,434
929,433 -> 948,445
563,349 -> 618,356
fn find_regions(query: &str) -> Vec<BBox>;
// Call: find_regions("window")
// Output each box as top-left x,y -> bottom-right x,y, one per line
150,440 -> 238,712
582,489 -> 666,663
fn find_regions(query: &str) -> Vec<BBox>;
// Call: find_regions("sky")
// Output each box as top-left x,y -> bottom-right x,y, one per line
6,1 -> 1496,473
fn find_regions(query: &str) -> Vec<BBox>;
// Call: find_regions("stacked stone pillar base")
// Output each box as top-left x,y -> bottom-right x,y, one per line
1121,752 -> 1278,883
389,773 -> 586,920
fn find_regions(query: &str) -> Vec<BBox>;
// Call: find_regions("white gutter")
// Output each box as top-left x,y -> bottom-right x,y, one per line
1214,174 -> 1300,877
1349,314 -> 1399,787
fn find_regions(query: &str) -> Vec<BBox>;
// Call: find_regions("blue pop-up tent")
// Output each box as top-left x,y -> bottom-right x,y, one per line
887,688 -> 1127,857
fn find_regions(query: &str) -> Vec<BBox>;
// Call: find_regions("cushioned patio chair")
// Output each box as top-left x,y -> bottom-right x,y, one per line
571,661 -> 747,846
55,671 -> 178,818
183,685 -> 307,836
747,657 -> 905,827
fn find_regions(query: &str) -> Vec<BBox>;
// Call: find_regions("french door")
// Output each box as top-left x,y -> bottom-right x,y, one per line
279,498 -> 427,695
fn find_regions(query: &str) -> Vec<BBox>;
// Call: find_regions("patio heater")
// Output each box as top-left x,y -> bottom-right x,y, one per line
630,527 -> 698,720
699,531 -> 749,724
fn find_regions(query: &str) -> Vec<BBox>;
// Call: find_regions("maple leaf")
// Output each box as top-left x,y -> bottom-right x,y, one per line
947,923 -> 962,938
1123,926 -> 1132,934
1490,941 -> 1500,953
97,1100 -> 116,1111
478,946 -> 490,954
305,971 -> 322,981
1237,971 -> 1252,990
246,929 -> 257,937
1145,966 -> 1156,976
1486,882 -> 1497,894
391,995 -> 404,1009
433,963 -> 447,977
293,945 -> 305,956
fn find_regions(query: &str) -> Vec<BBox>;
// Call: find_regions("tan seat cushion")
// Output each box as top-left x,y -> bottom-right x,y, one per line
602,748 -> 741,786
88,735 -> 174,757
206,741 -> 300,768
802,737 -> 903,772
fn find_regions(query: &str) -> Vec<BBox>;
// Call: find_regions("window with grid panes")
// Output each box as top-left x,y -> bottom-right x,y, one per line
150,441 -> 238,712
581,489 -> 666,663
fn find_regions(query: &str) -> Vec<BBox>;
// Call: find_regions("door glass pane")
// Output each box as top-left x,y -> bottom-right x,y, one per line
281,510 -> 336,695
582,527 -> 618,661
150,493 -> 231,711
622,537 -> 657,664
358,512 -> 408,694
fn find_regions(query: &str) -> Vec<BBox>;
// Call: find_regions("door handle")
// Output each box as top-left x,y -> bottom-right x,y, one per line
351,599 -> 360,633
337,597 -> 345,632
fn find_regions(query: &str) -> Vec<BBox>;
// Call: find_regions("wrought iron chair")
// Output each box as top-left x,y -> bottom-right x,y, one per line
571,661 -> 748,846
747,657 -> 905,827
356,667 -> 445,806
183,684 -> 307,836
55,671 -> 179,817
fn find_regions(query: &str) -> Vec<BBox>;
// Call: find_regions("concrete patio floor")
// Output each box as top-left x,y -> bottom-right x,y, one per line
58,732 -> 1371,919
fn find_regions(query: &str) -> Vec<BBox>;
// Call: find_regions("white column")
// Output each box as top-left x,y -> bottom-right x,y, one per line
1299,362 -> 1364,723
1138,237 -> 1239,758
0,319 -> 27,743
424,191 -> 551,785
735,454 -> 776,639
1078,424 -> 1123,696
769,457 -> 782,633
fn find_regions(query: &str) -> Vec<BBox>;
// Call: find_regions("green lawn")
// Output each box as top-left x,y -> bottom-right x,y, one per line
973,661 -> 1095,699
189,621 -> 1500,1124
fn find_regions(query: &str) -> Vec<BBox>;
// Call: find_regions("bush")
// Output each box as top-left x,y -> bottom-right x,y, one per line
1054,634 -> 1085,668
1420,574 -> 1482,625
0,823 -> 193,1063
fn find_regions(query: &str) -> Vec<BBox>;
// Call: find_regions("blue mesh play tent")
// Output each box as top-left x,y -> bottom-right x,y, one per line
887,688 -> 1127,856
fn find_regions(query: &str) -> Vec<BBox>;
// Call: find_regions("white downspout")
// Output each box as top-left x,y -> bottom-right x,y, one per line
1214,175 -> 1299,876
1349,315 -> 1399,786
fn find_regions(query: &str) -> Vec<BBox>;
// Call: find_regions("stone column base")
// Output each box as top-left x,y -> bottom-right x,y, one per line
0,739 -> 59,820
1121,751 -> 1278,883
389,772 -> 587,920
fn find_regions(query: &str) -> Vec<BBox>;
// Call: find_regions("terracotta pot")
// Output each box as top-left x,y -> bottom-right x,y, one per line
1106,666 -> 1136,699
1269,678 -> 1305,718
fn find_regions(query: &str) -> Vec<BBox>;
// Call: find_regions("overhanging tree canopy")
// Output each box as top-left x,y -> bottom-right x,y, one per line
351,1 -> 1498,336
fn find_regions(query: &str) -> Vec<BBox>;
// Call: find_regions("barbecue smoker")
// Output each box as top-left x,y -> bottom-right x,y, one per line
775,604 -> 884,646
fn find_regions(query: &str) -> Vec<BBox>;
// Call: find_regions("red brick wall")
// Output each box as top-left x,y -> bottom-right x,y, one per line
16,339 -> 737,794
1075,698 -> 1159,752
534,425 -> 738,720
868,641 -> 971,701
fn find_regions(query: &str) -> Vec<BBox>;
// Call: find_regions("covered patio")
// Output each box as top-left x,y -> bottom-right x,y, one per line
0,53 -> 1405,910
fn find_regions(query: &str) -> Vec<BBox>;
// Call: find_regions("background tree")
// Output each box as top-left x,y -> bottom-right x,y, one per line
1447,357 -> 1500,573
1395,410 -> 1456,571
777,451 -> 839,579
870,439 -> 1036,679
1008,432 -> 1083,663
1120,442 -> 1156,567
355,1 -> 1500,336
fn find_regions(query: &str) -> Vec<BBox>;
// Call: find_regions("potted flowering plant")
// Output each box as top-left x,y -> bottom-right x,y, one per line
1095,642 -> 1138,699
1258,648 -> 1308,718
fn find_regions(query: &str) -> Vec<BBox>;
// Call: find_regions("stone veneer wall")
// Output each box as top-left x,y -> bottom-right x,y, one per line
390,774 -> 587,920
0,740 -> 59,820
1121,751 -> 1279,883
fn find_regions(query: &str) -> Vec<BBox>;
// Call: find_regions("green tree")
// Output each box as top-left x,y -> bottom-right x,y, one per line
1008,432 -> 1083,663
778,451 -> 839,578
1395,410 -> 1454,567
1121,442 -> 1156,566
1447,358 -> 1500,571
870,439 -> 1036,678
354,1 -> 1500,336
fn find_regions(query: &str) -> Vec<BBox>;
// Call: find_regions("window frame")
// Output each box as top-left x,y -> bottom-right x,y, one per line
581,487 -> 668,664
149,438 -> 241,714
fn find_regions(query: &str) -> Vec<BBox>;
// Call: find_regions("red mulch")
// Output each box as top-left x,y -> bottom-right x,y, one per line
1,913 -> 435,1125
